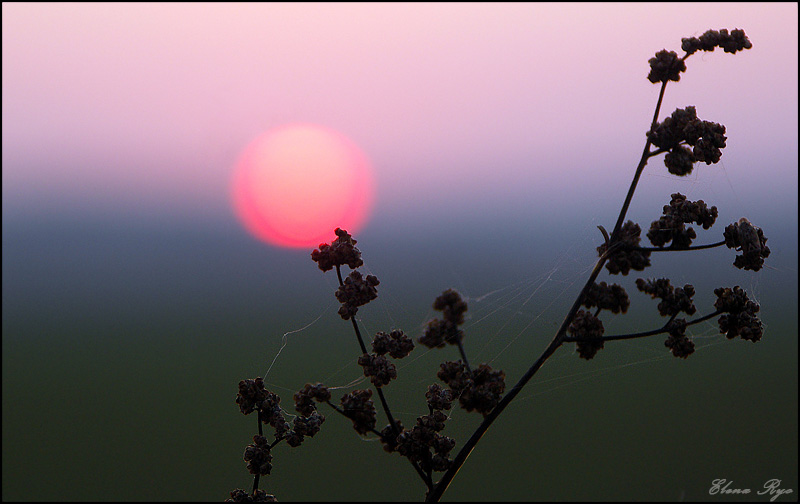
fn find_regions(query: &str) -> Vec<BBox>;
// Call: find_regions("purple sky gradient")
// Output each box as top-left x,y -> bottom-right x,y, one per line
3,3 -> 797,233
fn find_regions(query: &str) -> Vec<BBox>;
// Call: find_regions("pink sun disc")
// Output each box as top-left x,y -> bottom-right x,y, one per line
231,124 -> 375,248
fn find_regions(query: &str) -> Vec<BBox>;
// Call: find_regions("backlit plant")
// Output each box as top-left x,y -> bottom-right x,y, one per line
228,28 -> 765,502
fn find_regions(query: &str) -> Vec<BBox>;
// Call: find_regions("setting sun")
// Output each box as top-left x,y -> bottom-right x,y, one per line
232,124 -> 374,248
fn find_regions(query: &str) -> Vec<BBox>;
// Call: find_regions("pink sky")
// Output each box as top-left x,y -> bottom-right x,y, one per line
3,3 -> 797,228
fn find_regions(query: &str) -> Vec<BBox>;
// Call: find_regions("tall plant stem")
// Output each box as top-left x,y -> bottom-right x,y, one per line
252,414 -> 263,494
425,254 -> 607,502
426,80 -> 671,503
335,265 -> 432,489
639,240 -> 727,252
612,80 -> 667,237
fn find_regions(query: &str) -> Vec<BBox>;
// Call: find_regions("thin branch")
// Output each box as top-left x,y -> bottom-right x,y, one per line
455,339 -> 471,371
637,240 -> 726,252
252,413 -> 262,494
426,251 -> 610,502
324,400 -> 384,437
562,310 -> 722,343
335,265 -> 431,489
611,80 -> 668,238
648,146 -> 670,157
428,80 -> 672,503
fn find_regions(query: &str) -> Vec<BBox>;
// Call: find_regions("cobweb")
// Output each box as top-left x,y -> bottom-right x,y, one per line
257,167 -> 777,427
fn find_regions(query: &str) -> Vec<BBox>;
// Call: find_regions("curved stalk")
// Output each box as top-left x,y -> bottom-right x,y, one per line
427,80 -> 672,503
335,265 -> 431,489
638,240 -> 726,252
563,310 -> 723,343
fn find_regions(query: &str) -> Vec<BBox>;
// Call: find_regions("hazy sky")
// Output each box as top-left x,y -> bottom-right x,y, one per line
2,6 -> 797,500
3,3 -> 797,233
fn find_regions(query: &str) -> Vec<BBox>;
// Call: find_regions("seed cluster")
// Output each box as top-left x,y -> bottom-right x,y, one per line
335,270 -> 379,320
723,218 -> 771,271
372,330 -> 415,359
647,193 -> 718,248
419,289 -> 468,348
681,29 -> 752,55
647,49 -> 686,83
234,376 -> 329,474
583,281 -> 630,314
236,377 -> 277,416
395,411 -> 456,472
293,383 -> 331,417
648,107 -> 727,175
340,389 -> 378,435
243,435 -> 273,476
226,489 -> 278,502
311,228 -> 363,272
635,278 -> 697,317
358,353 -> 397,387
358,330 -> 415,387
598,221 -> 651,275
714,286 -> 763,342
231,28 -> 768,501
438,360 -> 506,415
664,318 -> 694,359
647,28 -> 752,86
285,411 -> 325,447
568,309 -> 605,360
425,384 -> 455,411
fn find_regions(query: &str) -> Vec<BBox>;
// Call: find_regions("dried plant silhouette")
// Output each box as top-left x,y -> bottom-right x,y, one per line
228,29 -> 766,502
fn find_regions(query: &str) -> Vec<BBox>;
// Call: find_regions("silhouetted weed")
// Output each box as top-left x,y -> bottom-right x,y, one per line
228,29 -> 765,502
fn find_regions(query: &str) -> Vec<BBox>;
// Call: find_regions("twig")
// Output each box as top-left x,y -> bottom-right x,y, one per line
335,265 -> 432,489
427,76 -> 674,504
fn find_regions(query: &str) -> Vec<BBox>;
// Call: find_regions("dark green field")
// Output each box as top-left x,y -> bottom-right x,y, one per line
3,213 -> 797,501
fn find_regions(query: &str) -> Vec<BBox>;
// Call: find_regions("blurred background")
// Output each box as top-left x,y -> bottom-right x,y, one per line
3,3 -> 797,501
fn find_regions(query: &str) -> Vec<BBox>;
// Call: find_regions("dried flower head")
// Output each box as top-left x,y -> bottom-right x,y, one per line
437,360 -> 471,392
569,309 -> 605,360
459,364 -> 506,415
311,228 -> 363,272
647,193 -> 718,248
294,383 -> 331,417
583,281 -> 630,314
664,145 -> 696,176
433,289 -> 468,326
681,28 -> 752,55
226,489 -> 278,502
358,353 -> 398,387
648,49 -> 687,83
236,378 -> 286,438
648,106 -> 698,150
723,218 -> 770,271
636,278 -> 696,317
263,409 -> 290,441
598,221 -> 651,275
714,286 -> 763,342
419,289 -> 469,348
664,318 -> 695,358
426,383 -> 455,411
335,271 -> 379,320
419,318 -> 462,349
396,412 -> 455,471
372,329 -> 415,359
418,410 -> 448,432
286,411 -> 326,447
691,121 -> 727,165
648,107 -> 728,174
243,435 -> 273,476
236,377 -> 270,415
340,389 -> 377,435
437,361 -> 506,415
379,420 -> 404,453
